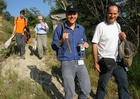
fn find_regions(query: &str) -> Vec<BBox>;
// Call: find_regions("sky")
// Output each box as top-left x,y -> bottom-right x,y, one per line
4,0 -> 53,17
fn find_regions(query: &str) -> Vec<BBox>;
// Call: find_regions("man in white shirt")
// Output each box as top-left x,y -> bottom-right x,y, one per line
34,15 -> 49,59
92,4 -> 130,99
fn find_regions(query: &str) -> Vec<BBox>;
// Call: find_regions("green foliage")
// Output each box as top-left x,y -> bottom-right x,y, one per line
127,54 -> 140,98
24,8 -> 40,27
0,16 -> 20,59
118,0 -> 140,39
3,11 -> 14,23
0,0 -> 7,14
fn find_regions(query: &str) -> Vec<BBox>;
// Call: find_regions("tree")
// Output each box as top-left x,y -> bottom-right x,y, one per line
120,0 -> 140,39
0,0 -> 7,14
24,8 -> 40,27
3,11 -> 14,23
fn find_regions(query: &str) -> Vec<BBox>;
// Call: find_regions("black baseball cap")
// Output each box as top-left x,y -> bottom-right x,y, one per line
66,5 -> 78,12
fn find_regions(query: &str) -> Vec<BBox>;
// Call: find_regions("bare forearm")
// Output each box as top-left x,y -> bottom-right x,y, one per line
92,43 -> 98,64
12,25 -> 16,36
92,43 -> 101,72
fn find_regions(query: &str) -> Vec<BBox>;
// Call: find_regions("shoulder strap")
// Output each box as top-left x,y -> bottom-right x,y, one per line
16,17 -> 19,24
116,22 -> 121,33
16,17 -> 26,25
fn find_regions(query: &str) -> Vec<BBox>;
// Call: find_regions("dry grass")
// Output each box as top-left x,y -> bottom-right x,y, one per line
0,19 -> 13,42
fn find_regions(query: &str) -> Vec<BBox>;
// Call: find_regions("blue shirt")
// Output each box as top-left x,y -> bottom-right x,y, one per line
51,22 -> 87,61
34,22 -> 49,34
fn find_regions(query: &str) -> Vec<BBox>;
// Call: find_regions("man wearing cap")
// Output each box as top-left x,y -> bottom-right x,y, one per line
51,5 -> 91,99
92,4 -> 130,99
11,10 -> 27,59
34,15 -> 49,59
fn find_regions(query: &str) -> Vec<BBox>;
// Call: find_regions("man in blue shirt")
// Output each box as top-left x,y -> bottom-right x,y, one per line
51,4 -> 91,99
34,15 -> 49,59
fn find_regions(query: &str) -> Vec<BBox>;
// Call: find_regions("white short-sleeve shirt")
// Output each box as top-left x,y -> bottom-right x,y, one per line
92,21 -> 121,60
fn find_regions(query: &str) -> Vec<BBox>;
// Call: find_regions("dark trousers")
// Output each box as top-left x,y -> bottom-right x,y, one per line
96,63 -> 130,99
16,33 -> 25,56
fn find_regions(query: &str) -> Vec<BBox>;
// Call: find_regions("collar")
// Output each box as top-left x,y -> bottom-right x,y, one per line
64,21 -> 79,29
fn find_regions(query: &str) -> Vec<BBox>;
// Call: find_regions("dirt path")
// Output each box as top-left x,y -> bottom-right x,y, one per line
1,38 -> 95,99
1,38 -> 65,99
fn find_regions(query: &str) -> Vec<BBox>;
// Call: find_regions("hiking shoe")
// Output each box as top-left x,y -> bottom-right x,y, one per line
21,55 -> 25,59
39,57 -> 42,60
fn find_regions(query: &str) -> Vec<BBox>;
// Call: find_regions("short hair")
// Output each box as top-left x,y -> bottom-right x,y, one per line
106,4 -> 119,13
20,10 -> 25,15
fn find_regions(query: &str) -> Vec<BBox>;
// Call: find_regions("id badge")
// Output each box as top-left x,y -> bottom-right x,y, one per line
78,60 -> 84,65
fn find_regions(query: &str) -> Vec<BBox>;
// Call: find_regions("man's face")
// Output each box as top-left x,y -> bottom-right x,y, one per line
20,13 -> 25,18
106,6 -> 119,24
38,19 -> 43,23
66,11 -> 78,24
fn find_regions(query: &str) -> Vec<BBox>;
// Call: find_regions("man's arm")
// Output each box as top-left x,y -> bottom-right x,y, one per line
42,22 -> 49,31
11,24 -> 16,36
92,43 -> 101,72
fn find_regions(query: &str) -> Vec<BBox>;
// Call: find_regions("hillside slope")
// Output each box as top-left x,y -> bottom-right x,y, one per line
1,37 -> 96,99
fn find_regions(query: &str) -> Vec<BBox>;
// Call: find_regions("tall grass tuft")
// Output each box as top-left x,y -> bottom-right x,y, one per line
128,53 -> 140,98
0,19 -> 13,43
0,68 -> 51,99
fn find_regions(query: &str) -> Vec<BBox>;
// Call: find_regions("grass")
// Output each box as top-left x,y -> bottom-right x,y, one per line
127,54 -> 140,99
0,19 -> 13,43
85,47 -> 118,98
0,70 -> 50,99
0,19 -> 16,61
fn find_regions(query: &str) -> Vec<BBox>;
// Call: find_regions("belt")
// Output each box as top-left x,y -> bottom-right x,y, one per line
37,33 -> 46,35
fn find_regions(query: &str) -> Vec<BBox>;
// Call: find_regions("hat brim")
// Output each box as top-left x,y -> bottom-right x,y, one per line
66,9 -> 78,12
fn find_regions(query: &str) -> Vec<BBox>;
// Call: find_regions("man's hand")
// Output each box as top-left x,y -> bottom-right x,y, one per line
82,42 -> 89,48
58,32 -> 69,47
62,32 -> 69,41
94,62 -> 101,72
41,23 -> 45,27
119,32 -> 126,41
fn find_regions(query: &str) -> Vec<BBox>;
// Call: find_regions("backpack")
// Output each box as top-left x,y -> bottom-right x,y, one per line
24,26 -> 31,43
